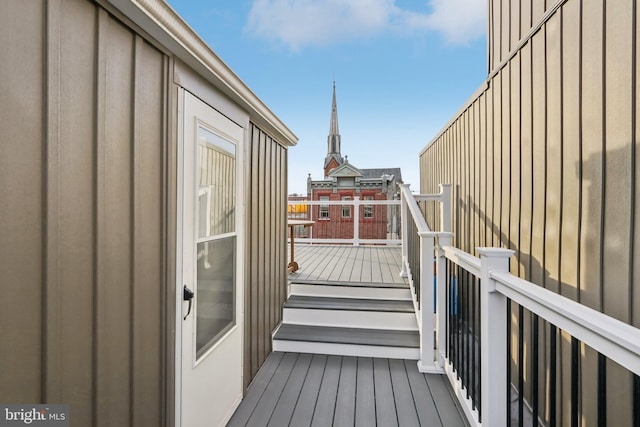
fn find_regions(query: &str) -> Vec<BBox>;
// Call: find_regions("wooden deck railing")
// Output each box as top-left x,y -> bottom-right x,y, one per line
400,185 -> 640,426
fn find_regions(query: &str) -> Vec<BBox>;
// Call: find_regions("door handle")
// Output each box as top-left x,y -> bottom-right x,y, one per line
183,285 -> 194,320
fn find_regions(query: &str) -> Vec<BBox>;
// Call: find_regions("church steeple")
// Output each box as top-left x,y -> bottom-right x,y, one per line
328,80 -> 340,147
324,80 -> 344,177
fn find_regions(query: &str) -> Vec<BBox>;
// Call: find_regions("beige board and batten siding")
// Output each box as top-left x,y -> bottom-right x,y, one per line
244,124 -> 289,390
0,0 -> 296,425
421,0 -> 638,425
0,0 -> 171,425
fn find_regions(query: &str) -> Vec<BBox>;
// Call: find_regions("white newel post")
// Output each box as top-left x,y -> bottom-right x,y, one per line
353,196 -> 360,246
418,231 -> 439,373
436,233 -> 453,367
478,247 -> 514,426
439,183 -> 452,232
399,184 -> 410,278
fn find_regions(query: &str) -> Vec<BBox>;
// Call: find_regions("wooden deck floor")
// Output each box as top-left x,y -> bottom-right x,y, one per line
289,244 -> 406,285
232,245 -> 467,426
228,352 -> 468,427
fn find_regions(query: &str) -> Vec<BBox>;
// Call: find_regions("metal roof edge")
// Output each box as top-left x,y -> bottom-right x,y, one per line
104,0 -> 298,147
419,80 -> 488,156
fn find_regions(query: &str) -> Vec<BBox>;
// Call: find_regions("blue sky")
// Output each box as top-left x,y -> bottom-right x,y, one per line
166,0 -> 488,194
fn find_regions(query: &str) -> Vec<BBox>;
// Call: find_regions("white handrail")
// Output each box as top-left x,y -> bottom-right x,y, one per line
442,245 -> 481,278
397,182 -> 640,426
399,184 -> 430,232
440,246 -> 640,427
492,270 -> 640,376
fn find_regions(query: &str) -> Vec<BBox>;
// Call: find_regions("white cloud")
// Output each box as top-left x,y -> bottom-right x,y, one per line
403,0 -> 487,45
245,0 -> 486,50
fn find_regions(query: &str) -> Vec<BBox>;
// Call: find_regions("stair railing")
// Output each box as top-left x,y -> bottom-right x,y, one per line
442,246 -> 640,427
399,183 -> 452,373
401,184 -> 640,426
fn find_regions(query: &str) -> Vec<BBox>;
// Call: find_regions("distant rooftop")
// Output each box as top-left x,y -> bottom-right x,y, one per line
361,168 -> 403,182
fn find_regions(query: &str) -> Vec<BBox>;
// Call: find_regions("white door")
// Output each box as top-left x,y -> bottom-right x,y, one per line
178,90 -> 244,427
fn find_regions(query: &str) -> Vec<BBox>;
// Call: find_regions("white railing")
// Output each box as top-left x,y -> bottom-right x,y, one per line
287,198 -> 401,245
398,183 -> 452,373
400,184 -> 640,426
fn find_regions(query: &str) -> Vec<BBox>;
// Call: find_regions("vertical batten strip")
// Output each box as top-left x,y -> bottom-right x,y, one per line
130,35 -> 140,427
631,0 -> 637,328
636,0 -> 640,330
44,0 -> 60,404
94,8 -> 108,426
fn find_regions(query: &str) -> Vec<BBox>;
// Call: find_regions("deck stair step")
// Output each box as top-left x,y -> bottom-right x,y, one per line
289,279 -> 411,300
274,279 -> 420,359
282,295 -> 417,330
284,295 -> 414,312
272,324 -> 420,360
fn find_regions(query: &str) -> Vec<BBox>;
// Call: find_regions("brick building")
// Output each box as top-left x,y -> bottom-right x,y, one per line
305,82 -> 402,241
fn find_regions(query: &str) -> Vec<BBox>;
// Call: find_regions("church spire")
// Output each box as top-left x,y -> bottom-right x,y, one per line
329,80 -> 340,140
324,80 -> 343,177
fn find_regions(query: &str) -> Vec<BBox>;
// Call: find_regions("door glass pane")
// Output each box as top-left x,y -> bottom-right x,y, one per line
195,126 -> 237,360
198,127 -> 235,238
196,236 -> 235,359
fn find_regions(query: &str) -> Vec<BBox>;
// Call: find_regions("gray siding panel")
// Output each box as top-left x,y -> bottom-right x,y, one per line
560,0 -> 581,302
131,37 -> 166,426
421,0 -> 639,424
581,0 -> 604,312
603,0 -> 633,323
0,0 -> 45,403
244,124 -> 289,389
0,1 -> 171,425
51,0 -> 97,413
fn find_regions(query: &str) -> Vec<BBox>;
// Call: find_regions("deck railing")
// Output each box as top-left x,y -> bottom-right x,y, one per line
400,185 -> 640,426
287,198 -> 401,245
399,183 -> 452,374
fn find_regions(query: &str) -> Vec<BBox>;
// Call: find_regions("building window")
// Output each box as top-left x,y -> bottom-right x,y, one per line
342,196 -> 351,218
364,196 -> 374,218
319,196 -> 329,218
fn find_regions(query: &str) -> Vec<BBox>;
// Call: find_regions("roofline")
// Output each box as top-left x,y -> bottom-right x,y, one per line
102,0 -> 298,147
419,81 -> 488,156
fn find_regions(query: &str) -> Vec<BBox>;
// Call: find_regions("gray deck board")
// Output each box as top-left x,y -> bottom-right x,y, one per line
245,352 -> 298,427
361,247 -> 373,283
273,324 -> 420,348
230,352 -> 468,427
404,359 -> 443,427
390,359 -> 421,427
311,355 -> 342,427
328,245 -> 350,282
289,245 -> 406,285
267,353 -> 313,427
227,352 -> 284,427
349,247 -> 365,282
426,374 -> 469,427
288,354 -> 327,426
333,356 -> 357,426
354,357 -> 376,427
373,358 -> 399,427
